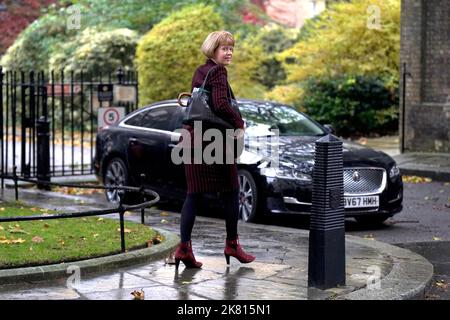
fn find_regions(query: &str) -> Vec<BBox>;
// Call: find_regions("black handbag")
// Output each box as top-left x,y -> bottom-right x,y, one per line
178,66 -> 240,130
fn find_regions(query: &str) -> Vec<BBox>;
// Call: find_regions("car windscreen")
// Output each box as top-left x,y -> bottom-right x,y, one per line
238,102 -> 326,136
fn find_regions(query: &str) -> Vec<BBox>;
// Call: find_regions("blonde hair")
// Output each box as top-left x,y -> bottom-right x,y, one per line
201,31 -> 235,58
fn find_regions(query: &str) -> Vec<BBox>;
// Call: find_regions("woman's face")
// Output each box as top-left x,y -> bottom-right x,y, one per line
213,44 -> 234,66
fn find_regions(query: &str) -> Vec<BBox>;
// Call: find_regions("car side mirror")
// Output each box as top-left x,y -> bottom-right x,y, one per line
323,124 -> 335,134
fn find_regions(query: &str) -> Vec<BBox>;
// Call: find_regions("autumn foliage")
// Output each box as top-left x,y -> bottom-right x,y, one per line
0,0 -> 57,55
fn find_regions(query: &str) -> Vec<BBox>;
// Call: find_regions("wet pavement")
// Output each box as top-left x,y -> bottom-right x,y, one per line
0,186 -> 433,300
0,134 -> 446,300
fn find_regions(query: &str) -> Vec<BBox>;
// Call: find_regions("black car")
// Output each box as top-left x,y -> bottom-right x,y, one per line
93,99 -> 403,226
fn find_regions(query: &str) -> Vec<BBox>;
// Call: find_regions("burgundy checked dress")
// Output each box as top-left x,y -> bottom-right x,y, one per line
179,59 -> 244,194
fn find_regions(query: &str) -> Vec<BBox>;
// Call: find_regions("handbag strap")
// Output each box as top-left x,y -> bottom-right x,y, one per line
200,65 -> 219,91
200,65 -> 234,99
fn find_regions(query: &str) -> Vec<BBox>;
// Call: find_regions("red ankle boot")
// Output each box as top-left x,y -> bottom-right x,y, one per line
224,236 -> 255,265
174,240 -> 203,269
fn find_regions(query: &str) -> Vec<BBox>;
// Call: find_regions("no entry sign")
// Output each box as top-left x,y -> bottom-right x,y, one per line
98,107 -> 125,131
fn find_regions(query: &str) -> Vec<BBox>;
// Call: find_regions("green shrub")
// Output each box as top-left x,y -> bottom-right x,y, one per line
1,0 -> 250,72
0,11 -> 72,71
301,75 -> 399,137
49,28 -> 139,76
250,24 -> 297,89
136,4 -> 223,104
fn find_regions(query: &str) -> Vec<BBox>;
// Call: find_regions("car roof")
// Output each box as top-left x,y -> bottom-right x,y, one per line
138,98 -> 292,110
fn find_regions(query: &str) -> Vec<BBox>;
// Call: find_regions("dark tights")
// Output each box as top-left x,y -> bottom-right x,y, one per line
180,190 -> 239,243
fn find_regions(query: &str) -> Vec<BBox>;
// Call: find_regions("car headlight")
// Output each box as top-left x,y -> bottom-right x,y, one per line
389,164 -> 400,179
260,166 -> 312,181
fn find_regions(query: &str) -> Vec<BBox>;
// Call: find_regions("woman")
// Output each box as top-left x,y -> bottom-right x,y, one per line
174,31 -> 255,269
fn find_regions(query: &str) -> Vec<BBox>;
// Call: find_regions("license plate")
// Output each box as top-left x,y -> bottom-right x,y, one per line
344,196 -> 379,208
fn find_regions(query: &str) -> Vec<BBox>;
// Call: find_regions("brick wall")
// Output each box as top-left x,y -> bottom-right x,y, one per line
400,0 -> 450,153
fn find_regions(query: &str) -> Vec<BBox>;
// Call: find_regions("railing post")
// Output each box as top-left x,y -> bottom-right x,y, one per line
140,173 -> 146,224
116,67 -> 124,85
118,195 -> 126,253
308,134 -> 346,289
36,116 -> 51,190
13,166 -> 19,201
0,66 -> 4,189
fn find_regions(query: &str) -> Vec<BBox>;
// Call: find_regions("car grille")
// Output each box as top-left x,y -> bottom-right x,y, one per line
344,168 -> 386,195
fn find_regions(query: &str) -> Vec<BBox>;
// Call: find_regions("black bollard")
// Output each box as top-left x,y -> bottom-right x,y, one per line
308,134 -> 346,289
36,116 -> 51,190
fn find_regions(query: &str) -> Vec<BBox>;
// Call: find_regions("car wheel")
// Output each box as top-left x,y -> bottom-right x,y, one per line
238,169 -> 259,222
104,157 -> 134,204
355,215 -> 390,226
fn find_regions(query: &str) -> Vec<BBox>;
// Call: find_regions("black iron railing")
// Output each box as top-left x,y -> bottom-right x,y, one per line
0,168 -> 159,253
0,66 -> 138,184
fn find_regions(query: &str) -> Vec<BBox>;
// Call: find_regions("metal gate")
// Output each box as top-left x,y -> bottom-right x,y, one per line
0,67 -> 138,188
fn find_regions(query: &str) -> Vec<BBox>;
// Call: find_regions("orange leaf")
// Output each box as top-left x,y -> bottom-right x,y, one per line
32,236 -> 44,243
130,290 -> 145,300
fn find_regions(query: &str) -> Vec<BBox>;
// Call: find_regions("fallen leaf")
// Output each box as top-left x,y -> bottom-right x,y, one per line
433,237 -> 442,241
152,235 -> 163,245
160,212 -> 169,217
161,219 -> 168,224
9,228 -> 29,235
0,238 -> 26,244
29,247 -> 33,251
0,208 -> 5,211
59,240 -> 65,246
402,176 -> 432,183
130,290 -> 145,300
43,223 -> 50,228
117,228 -> 132,233
124,211 -> 133,216
93,234 -> 99,238
364,234 -> 375,240
435,280 -> 448,291
181,281 -> 192,285
32,236 -> 44,243
97,218 -> 104,222
0,226 -> 4,231
31,208 -> 38,212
